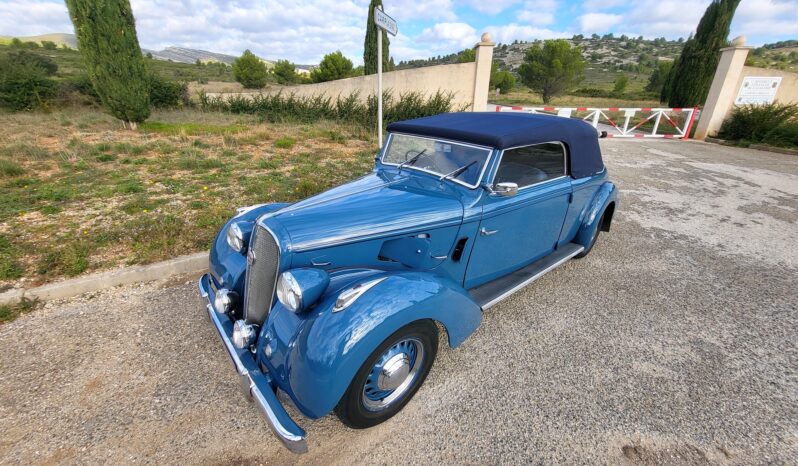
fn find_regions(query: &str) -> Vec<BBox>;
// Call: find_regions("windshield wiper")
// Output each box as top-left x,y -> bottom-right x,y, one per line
439,160 -> 477,182
397,149 -> 427,171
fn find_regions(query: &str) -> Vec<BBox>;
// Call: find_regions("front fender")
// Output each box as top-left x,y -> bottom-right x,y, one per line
271,270 -> 481,419
575,181 -> 617,247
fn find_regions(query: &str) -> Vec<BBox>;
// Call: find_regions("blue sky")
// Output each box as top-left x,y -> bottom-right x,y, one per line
1,0 -> 795,65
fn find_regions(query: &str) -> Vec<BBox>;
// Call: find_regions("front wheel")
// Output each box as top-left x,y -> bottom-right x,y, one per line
335,320 -> 438,429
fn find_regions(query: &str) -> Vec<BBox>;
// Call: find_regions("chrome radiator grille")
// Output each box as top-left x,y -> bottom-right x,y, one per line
244,224 -> 280,324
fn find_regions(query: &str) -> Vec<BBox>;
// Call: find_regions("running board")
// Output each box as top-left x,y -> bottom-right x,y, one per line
469,243 -> 584,310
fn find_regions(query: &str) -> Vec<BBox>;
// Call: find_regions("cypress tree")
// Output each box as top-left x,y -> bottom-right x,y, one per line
664,0 -> 741,107
363,0 -> 390,75
66,0 -> 150,128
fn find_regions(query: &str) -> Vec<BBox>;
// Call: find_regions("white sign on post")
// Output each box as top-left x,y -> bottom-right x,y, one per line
374,8 -> 398,36
735,76 -> 782,105
374,7 -> 397,148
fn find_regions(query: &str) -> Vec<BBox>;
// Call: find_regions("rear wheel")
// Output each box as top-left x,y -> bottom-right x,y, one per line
335,320 -> 438,428
575,213 -> 603,258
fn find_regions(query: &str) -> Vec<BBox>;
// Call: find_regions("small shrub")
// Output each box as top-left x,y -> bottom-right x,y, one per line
0,57 -> 57,110
274,137 -> 296,149
719,103 -> 798,146
149,74 -> 188,108
763,122 -> 798,148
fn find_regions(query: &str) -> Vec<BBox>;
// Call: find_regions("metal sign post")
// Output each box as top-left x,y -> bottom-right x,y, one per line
373,6 -> 397,148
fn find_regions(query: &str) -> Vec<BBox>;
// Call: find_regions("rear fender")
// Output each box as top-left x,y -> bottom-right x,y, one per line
281,270 -> 481,418
575,181 -> 617,247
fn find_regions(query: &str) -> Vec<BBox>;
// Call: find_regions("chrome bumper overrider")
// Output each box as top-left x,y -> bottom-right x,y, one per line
198,274 -> 308,454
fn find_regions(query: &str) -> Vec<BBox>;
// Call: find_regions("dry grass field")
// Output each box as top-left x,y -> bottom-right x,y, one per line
0,108 -> 377,293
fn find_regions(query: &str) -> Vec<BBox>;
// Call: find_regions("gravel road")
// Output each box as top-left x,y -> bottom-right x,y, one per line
1,140 -> 796,465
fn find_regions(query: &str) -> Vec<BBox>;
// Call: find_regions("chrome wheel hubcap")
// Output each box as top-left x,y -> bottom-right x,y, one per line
362,338 -> 424,411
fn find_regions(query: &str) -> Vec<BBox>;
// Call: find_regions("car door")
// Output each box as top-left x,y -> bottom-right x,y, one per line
464,142 -> 572,289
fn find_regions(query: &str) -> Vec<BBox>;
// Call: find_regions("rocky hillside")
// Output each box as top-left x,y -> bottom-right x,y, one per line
141,46 -> 246,65
399,35 -> 683,73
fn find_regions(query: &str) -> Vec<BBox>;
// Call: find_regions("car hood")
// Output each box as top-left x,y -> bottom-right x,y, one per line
269,171 -> 464,252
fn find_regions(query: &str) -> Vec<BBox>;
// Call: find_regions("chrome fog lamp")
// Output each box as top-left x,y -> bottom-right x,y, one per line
276,269 -> 330,313
232,320 -> 257,349
213,288 -> 238,314
226,222 -> 245,252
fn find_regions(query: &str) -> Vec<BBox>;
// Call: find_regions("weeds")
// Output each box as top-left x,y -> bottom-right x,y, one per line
0,298 -> 39,324
274,137 -> 296,149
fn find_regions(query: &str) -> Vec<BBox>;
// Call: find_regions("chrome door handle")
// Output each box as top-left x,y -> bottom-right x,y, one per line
480,227 -> 498,236
311,259 -> 331,266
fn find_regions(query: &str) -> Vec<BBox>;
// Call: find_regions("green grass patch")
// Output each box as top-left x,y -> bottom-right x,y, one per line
140,121 -> 247,136
0,159 -> 25,177
0,234 -> 23,280
274,136 -> 296,149
36,241 -> 91,277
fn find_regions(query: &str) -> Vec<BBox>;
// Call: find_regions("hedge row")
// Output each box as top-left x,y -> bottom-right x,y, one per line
198,90 -> 462,127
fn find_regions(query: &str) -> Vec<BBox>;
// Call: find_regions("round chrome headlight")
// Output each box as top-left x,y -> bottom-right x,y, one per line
226,222 -> 245,252
232,320 -> 256,349
276,271 -> 302,312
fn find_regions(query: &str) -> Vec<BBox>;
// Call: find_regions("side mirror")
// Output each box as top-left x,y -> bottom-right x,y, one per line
492,182 -> 518,197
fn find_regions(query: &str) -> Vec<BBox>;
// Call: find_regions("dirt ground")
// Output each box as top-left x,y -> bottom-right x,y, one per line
0,139 -> 796,464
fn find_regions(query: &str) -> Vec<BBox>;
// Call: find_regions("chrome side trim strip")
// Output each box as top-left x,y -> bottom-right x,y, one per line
480,245 -> 584,310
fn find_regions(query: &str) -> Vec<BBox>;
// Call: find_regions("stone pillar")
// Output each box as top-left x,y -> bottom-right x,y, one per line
694,36 -> 752,140
472,32 -> 495,112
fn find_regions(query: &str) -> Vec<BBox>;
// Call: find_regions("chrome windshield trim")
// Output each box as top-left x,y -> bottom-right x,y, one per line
380,132 -> 495,189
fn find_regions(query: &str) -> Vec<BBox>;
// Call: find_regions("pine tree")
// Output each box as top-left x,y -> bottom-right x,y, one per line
363,0 -> 390,75
66,0 -> 150,128
664,0 -> 741,107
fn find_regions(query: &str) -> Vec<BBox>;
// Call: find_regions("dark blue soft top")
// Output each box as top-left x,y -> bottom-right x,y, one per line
387,112 -> 605,178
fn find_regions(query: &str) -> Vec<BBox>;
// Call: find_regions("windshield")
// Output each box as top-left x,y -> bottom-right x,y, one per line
382,133 -> 492,187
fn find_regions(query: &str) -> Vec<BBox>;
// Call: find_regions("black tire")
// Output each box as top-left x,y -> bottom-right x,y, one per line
575,213 -> 603,258
335,320 -> 438,429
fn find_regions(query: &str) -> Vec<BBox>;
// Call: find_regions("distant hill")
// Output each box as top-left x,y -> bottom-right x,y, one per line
0,33 -> 77,49
142,46 -> 260,66
0,33 -> 275,66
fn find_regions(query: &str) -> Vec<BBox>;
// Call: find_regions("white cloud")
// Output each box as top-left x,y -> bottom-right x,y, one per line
485,24 -> 570,44
578,12 -> 622,33
518,0 -> 559,25
418,22 -> 478,50
463,0 -> 523,15
387,0 -> 457,21
731,0 -> 798,40
0,1 -> 73,37
580,0 -> 626,11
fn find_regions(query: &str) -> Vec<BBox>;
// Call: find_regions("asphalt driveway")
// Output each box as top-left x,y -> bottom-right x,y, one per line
1,140 -> 796,464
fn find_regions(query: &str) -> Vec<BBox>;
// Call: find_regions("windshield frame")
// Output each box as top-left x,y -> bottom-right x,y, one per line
380,132 -> 495,189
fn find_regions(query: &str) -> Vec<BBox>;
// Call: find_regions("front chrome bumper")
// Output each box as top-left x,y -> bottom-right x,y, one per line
198,274 -> 308,454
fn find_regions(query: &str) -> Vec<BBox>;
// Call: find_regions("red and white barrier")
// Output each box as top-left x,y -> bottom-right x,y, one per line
495,105 -> 699,139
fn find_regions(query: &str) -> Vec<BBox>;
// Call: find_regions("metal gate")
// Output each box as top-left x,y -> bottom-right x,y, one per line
494,105 -> 699,139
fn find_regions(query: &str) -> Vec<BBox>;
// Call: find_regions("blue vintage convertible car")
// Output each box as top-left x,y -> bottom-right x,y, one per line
198,112 -> 617,453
